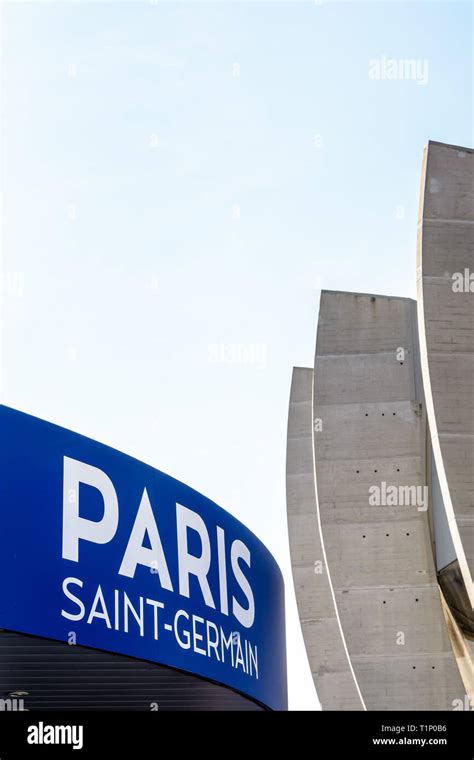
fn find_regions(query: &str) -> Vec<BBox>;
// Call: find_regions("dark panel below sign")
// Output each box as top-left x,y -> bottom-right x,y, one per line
0,631 -> 263,711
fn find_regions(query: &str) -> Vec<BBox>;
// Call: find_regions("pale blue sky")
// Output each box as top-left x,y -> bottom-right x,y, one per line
1,0 -> 472,709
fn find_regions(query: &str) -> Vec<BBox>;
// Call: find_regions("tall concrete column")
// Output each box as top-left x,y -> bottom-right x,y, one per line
287,291 -> 466,709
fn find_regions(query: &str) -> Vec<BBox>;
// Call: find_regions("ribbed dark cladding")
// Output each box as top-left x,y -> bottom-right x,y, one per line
0,631 -> 263,711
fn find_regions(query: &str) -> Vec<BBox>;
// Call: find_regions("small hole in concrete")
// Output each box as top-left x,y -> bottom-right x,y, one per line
362,535 -> 366,538
432,666 -> 435,670
415,598 -> 419,602
374,469 -> 378,473
365,413 -> 368,417
356,470 -> 360,474
400,362 -> 404,365
382,601 -> 386,604
406,532 -> 410,536
396,468 -> 400,472
382,413 -> 385,416
412,666 -> 416,670
393,412 -> 396,416
385,533 -> 389,537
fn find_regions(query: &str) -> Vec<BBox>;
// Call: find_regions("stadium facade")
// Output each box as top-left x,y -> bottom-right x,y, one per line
286,141 -> 473,710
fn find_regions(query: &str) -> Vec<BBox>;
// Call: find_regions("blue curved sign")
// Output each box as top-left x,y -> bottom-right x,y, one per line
0,406 -> 287,710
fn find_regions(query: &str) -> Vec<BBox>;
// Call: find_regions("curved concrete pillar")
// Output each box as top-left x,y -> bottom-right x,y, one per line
286,367 -> 364,709
417,141 -> 474,609
312,291 -> 464,710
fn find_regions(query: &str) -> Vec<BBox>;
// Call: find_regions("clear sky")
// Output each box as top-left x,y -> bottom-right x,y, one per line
1,0 -> 472,710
